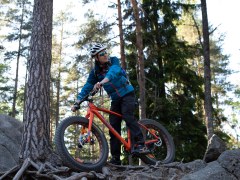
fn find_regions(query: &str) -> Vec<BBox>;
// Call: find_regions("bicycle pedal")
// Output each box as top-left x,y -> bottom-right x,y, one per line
131,147 -> 150,155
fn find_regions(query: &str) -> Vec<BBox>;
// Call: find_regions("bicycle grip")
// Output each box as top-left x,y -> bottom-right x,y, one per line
72,102 -> 80,111
90,83 -> 103,96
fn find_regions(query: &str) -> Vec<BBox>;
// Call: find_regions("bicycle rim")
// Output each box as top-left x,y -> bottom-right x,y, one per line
55,116 -> 108,172
139,119 -> 175,164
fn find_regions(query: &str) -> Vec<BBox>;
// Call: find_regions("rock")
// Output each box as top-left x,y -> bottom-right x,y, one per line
203,134 -> 227,163
180,159 -> 207,173
180,161 -> 237,180
0,114 -> 23,172
106,150 -> 240,180
218,149 -> 240,178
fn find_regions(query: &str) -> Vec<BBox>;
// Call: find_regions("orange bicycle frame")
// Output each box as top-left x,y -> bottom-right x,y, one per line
85,102 -> 132,151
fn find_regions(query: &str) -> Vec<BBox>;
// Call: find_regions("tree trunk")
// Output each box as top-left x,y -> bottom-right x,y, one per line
130,0 -> 146,119
117,0 -> 126,70
201,0 -> 214,140
20,0 -> 53,161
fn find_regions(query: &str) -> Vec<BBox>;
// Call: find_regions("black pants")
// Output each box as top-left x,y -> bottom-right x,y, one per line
109,92 -> 144,159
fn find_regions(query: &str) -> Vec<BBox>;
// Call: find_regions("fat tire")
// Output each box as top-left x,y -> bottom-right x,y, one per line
54,116 -> 109,172
139,119 -> 175,164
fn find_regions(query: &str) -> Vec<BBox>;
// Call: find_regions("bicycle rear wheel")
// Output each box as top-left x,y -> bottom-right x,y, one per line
139,119 -> 175,164
54,116 -> 108,172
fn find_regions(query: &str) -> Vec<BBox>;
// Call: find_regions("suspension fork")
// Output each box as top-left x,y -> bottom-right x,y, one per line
83,109 -> 93,142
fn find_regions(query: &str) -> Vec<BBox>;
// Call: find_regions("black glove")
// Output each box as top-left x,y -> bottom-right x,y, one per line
72,102 -> 80,111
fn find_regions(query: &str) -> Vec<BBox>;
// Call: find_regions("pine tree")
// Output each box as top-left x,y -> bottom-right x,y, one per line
201,0 -> 214,140
0,47 -> 12,114
51,8 -> 76,138
177,0 -> 233,144
117,0 -> 127,70
20,0 -> 55,162
130,0 -> 146,119
224,87 -> 240,148
3,0 -> 32,117
123,0 -> 207,161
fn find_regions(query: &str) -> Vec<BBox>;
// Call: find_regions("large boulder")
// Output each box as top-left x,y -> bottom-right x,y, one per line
203,134 -> 227,163
179,149 -> 240,180
0,114 -> 22,172
181,160 -> 237,180
218,149 -> 240,178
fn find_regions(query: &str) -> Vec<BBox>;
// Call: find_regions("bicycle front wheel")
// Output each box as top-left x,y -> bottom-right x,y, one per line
139,119 -> 175,164
54,116 -> 109,172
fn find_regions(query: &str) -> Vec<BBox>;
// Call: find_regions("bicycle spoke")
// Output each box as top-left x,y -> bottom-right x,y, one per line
63,123 -> 101,164
55,116 -> 109,171
139,119 -> 175,164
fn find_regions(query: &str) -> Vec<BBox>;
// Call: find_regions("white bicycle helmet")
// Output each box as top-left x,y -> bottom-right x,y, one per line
89,43 -> 107,57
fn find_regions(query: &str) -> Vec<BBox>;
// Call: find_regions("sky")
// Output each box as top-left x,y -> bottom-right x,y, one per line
206,0 -> 240,85
206,0 -> 240,137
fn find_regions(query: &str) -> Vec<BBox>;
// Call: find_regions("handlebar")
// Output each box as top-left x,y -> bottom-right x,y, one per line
77,85 -> 102,105
78,91 -> 96,104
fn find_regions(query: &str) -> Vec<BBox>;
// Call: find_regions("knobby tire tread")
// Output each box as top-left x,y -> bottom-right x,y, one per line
54,116 -> 109,172
139,119 -> 175,164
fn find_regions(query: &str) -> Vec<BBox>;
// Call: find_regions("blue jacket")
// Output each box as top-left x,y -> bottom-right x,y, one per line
77,56 -> 134,101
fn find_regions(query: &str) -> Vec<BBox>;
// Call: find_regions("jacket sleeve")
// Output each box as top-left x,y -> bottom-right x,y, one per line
105,57 -> 122,81
77,69 -> 98,101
